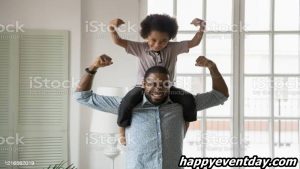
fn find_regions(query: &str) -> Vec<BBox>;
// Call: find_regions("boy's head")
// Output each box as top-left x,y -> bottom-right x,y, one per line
140,14 -> 178,51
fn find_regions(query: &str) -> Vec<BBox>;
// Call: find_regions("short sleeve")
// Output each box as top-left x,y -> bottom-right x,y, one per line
125,40 -> 145,58
194,89 -> 228,111
171,40 -> 190,55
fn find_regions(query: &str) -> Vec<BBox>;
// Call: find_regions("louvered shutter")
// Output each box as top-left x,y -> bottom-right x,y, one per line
0,30 -> 69,169
0,33 -> 12,169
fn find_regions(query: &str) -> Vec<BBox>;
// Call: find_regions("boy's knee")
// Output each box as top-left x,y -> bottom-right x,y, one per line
181,94 -> 196,105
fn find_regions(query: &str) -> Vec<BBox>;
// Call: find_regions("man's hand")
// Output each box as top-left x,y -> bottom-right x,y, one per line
76,54 -> 113,92
195,56 -> 229,97
109,18 -> 125,31
90,54 -> 113,70
195,56 -> 215,68
191,18 -> 206,32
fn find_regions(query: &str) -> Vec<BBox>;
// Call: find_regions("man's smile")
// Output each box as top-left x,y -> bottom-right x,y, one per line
151,91 -> 165,99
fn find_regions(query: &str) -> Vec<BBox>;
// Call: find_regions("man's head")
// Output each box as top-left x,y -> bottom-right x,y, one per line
140,14 -> 178,51
142,66 -> 172,105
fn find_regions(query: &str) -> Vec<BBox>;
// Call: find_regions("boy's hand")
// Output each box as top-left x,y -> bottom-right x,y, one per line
90,54 -> 113,69
195,56 -> 215,68
109,18 -> 125,31
191,18 -> 206,31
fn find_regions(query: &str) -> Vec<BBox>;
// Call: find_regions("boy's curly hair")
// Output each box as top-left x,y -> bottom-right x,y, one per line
140,14 -> 178,40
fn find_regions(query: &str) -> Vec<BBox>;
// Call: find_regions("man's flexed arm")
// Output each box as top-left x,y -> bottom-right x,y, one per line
74,54 -> 120,114
109,18 -> 128,48
195,56 -> 229,97
194,56 -> 229,112
76,54 -> 113,92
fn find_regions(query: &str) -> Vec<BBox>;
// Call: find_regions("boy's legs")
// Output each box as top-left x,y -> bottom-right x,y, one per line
118,86 -> 144,126
119,127 -> 126,145
118,86 -> 144,145
169,86 -> 197,122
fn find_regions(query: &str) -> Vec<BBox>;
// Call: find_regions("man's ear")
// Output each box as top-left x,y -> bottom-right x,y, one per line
142,81 -> 146,88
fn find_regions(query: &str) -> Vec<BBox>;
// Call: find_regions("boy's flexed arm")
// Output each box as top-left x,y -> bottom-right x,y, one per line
109,18 -> 128,48
188,18 -> 206,49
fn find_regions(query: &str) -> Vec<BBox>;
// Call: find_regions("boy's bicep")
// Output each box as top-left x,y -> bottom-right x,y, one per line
73,90 -> 121,114
117,39 -> 128,49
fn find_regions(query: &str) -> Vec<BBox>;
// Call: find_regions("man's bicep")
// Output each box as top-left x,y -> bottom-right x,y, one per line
73,90 -> 121,114
195,90 -> 228,111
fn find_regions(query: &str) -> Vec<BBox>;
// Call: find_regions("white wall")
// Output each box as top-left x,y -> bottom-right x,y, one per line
81,0 -> 140,87
80,0 -> 141,168
0,0 -> 143,168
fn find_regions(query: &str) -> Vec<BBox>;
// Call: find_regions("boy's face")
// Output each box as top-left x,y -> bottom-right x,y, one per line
147,31 -> 170,51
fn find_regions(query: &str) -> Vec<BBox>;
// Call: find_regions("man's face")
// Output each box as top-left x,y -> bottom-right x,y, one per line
143,73 -> 171,105
147,31 -> 170,51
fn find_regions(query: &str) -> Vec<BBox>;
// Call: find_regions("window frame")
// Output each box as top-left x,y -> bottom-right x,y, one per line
145,0 -> 300,164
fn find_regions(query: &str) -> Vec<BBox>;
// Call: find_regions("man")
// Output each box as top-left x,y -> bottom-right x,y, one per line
74,54 -> 229,169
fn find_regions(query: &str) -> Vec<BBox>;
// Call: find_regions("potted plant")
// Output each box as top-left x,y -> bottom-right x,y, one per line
45,161 -> 77,169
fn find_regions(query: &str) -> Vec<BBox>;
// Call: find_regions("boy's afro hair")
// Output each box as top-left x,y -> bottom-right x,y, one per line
140,14 -> 178,40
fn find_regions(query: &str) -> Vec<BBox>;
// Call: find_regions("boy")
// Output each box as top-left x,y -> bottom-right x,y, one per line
109,14 -> 205,145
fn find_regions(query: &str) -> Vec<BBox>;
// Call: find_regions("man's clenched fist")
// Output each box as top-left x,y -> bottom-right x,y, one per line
91,54 -> 113,69
195,56 -> 215,68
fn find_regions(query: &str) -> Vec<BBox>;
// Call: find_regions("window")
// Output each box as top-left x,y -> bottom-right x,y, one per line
243,0 -> 300,164
147,0 -> 300,165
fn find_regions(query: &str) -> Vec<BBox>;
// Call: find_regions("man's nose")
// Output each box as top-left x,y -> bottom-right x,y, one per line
156,83 -> 164,89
